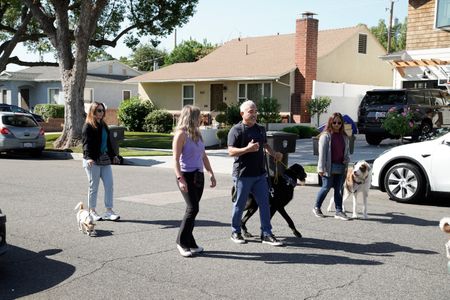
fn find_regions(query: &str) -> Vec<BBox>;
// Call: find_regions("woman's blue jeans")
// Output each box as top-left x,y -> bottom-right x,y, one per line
231,174 -> 272,236
315,173 -> 345,212
83,159 -> 114,210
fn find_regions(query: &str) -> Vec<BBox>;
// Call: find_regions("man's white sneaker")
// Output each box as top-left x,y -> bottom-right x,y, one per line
103,210 -> 120,221
90,211 -> 102,221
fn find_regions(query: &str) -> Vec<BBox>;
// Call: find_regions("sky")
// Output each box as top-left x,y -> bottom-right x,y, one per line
7,0 -> 407,71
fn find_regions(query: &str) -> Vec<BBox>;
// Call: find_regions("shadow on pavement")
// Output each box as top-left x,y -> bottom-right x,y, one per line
120,218 -> 229,229
201,250 -> 383,265
123,158 -> 165,167
0,247 -> 75,300
367,212 -> 440,227
286,237 -> 438,256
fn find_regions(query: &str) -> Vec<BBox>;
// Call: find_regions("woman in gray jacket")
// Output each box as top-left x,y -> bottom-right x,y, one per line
313,112 -> 350,220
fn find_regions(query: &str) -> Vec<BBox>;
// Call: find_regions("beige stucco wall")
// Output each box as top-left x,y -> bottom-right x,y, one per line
317,28 -> 393,86
139,77 -> 291,114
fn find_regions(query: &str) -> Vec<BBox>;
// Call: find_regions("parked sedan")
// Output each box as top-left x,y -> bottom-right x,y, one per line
0,112 -> 45,157
372,131 -> 450,203
0,104 -> 45,123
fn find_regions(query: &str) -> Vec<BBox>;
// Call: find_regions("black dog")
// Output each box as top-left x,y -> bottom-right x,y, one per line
232,163 -> 307,238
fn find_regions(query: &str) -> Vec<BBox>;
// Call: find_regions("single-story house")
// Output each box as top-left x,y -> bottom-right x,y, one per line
381,0 -> 450,90
0,60 -> 142,111
128,13 -> 392,123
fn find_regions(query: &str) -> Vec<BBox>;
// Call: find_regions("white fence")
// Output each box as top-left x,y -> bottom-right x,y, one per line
311,80 -> 391,126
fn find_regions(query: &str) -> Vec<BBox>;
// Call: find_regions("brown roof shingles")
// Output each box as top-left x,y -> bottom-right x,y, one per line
128,25 -> 366,83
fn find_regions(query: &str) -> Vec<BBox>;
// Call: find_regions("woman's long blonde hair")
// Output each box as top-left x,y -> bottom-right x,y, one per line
85,102 -> 107,129
176,105 -> 202,143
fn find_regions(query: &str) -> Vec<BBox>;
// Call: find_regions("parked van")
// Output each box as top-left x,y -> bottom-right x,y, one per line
357,88 -> 450,145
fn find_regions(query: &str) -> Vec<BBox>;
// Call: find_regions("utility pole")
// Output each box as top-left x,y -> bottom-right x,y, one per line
387,0 -> 395,53
174,29 -> 177,48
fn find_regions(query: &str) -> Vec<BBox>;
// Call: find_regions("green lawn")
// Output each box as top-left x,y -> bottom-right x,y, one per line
45,132 -> 173,156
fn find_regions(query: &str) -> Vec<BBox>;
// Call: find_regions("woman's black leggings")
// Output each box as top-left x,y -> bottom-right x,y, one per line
176,170 -> 204,248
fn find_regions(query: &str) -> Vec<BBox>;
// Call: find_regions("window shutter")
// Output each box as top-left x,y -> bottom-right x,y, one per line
358,34 -> 367,54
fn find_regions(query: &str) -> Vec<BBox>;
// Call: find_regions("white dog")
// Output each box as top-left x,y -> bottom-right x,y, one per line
74,202 -> 96,236
327,160 -> 372,219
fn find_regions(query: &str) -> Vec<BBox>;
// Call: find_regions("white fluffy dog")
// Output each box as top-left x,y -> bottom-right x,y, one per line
74,202 -> 96,236
327,160 -> 372,219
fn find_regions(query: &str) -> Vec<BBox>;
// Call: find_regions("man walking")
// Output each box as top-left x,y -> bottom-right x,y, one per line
227,100 -> 284,246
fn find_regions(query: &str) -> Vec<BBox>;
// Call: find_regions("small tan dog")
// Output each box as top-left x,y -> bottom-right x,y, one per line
327,160 -> 372,219
75,202 -> 96,236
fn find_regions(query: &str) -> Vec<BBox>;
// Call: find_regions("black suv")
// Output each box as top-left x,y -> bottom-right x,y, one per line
357,88 -> 450,145
0,104 -> 44,123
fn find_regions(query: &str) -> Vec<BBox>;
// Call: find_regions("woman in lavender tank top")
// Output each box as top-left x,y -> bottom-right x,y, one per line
172,105 -> 216,257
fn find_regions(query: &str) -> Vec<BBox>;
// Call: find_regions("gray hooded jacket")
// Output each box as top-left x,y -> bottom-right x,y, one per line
317,131 -> 350,177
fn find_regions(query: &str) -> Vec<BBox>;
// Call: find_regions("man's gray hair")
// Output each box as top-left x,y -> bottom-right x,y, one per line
240,100 -> 256,112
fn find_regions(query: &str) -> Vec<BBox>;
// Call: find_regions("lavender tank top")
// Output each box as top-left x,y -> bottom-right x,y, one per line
180,134 -> 204,172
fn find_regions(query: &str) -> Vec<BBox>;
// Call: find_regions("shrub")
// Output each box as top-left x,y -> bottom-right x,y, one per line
306,96 -> 332,127
282,125 -> 319,139
215,113 -> 226,124
382,107 -> 416,142
34,104 -> 65,120
215,102 -> 228,112
118,97 -> 154,131
224,103 -> 241,125
143,109 -> 174,133
216,127 -> 230,147
257,97 -> 281,124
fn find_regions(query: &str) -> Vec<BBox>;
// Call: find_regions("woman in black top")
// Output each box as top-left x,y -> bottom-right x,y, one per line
82,102 -> 120,221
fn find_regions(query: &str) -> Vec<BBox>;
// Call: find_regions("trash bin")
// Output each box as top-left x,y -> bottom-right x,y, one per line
109,125 -> 126,156
266,131 -> 297,176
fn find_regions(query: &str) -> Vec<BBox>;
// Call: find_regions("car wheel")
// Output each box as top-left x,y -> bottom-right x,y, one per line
365,134 -> 383,145
384,162 -> 425,203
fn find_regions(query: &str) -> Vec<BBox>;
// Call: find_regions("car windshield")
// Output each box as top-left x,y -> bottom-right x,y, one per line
362,91 -> 406,105
2,115 -> 37,127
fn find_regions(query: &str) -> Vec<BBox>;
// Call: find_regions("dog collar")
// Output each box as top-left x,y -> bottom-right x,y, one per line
282,174 -> 297,187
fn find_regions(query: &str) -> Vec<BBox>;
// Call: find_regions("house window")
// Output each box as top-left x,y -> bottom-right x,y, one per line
1,90 -> 6,103
436,0 -> 450,28
182,85 -> 194,106
358,34 -> 367,54
84,88 -> 94,103
48,88 -> 59,104
237,83 -> 272,103
122,90 -> 131,100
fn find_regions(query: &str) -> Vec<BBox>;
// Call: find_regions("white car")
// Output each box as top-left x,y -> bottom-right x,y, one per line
372,131 -> 450,203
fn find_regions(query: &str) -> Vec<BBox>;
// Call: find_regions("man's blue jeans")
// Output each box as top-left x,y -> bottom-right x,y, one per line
232,174 -> 272,236
315,174 -> 345,212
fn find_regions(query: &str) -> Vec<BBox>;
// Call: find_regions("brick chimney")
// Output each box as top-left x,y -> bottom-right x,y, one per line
292,12 -> 318,123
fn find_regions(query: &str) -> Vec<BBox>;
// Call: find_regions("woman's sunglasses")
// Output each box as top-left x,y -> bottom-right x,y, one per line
96,109 -> 104,113
332,121 -> 342,125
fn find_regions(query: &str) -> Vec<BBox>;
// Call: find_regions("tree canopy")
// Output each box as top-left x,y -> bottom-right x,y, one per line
129,44 -> 168,71
370,18 -> 407,53
2,0 -> 199,149
164,39 -> 216,65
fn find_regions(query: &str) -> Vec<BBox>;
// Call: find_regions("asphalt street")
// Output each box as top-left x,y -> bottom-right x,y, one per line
0,153 -> 449,299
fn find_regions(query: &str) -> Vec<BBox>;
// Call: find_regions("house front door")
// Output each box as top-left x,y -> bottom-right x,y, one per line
20,89 -> 30,110
210,84 -> 223,111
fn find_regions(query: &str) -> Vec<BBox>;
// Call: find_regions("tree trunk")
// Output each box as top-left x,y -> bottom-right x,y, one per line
53,67 -> 87,149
